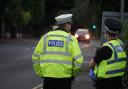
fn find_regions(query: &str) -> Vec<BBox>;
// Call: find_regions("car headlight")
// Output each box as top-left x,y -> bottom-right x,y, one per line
85,34 -> 90,39
75,34 -> 78,38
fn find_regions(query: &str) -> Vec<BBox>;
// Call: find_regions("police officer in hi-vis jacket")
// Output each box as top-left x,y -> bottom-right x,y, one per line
89,19 -> 127,89
32,14 -> 83,89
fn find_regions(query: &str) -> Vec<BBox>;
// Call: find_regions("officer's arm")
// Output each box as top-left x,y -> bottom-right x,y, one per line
89,59 -> 96,69
89,46 -> 112,69
70,37 -> 83,76
32,37 -> 44,77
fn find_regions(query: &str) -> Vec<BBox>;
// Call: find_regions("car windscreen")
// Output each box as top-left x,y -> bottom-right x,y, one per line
76,30 -> 88,35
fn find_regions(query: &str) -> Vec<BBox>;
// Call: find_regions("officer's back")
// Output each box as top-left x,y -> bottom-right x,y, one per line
32,14 -> 83,89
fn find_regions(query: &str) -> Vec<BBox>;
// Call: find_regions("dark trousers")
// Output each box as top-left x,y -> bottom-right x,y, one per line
43,77 -> 72,89
94,77 -> 122,89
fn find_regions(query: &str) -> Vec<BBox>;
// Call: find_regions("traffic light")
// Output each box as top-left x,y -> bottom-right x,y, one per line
90,24 -> 96,30
92,24 -> 96,29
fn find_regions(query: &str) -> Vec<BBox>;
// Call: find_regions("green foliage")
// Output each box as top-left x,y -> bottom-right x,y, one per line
21,11 -> 31,25
122,76 -> 128,89
101,0 -> 120,11
0,0 -> 45,26
44,0 -> 74,26
125,0 -> 128,12
71,0 -> 91,26
121,20 -> 128,89
0,0 -> 128,37
30,0 -> 45,24
0,0 -> 9,19
121,20 -> 128,40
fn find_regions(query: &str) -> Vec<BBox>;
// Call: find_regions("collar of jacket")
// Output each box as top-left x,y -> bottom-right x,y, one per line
55,28 -> 68,33
108,38 -> 118,41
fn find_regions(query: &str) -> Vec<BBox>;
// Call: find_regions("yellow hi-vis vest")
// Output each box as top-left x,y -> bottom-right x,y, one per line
94,39 -> 127,78
32,30 -> 83,78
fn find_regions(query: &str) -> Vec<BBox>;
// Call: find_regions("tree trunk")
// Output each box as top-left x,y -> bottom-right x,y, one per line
1,20 -> 5,38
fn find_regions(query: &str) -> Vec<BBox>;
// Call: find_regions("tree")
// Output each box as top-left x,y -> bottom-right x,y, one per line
71,0 -> 90,26
0,0 -> 9,38
0,0 -> 46,38
44,0 -> 74,27
101,0 -> 120,11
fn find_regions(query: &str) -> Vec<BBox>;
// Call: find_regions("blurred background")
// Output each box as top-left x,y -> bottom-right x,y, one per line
0,1 -> 128,89
0,0 -> 128,40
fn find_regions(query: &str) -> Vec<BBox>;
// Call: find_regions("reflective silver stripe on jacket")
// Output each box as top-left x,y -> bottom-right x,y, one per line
108,43 -> 126,64
42,34 -> 72,56
33,60 -> 40,64
33,59 -> 81,68
107,57 -> 126,64
74,63 -> 82,68
32,53 -> 40,58
44,51 -> 70,56
105,42 -> 126,75
45,34 -> 69,39
42,34 -> 47,55
66,35 -> 72,55
106,68 -> 125,75
74,53 -> 83,61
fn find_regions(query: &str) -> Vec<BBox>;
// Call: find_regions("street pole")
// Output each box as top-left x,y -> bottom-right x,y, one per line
120,0 -> 124,22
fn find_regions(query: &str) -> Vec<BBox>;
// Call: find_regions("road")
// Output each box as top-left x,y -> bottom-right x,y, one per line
0,39 -> 100,89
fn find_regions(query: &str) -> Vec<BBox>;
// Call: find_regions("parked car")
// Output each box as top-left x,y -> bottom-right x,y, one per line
75,29 -> 90,43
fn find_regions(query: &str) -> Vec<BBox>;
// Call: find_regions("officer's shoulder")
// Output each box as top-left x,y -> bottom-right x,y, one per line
102,41 -> 110,46
43,30 -> 58,36
48,30 -> 67,35
41,31 -> 52,38
47,30 -> 55,34
102,41 -> 114,50
70,34 -> 77,42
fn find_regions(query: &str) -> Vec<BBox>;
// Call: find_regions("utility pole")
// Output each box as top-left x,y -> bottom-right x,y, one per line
120,0 -> 124,21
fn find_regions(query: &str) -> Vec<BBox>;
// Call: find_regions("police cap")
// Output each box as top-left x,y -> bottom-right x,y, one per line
55,14 -> 73,24
104,19 -> 122,34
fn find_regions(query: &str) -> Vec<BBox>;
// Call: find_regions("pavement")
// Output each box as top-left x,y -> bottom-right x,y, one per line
0,38 -> 39,44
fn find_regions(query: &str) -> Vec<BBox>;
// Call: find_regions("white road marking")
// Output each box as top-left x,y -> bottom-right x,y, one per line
32,78 -> 92,89
32,83 -> 43,89
23,46 -> 35,51
23,48 -> 31,51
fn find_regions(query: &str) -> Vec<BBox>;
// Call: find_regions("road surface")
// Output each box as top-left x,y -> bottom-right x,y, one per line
0,39 -> 101,89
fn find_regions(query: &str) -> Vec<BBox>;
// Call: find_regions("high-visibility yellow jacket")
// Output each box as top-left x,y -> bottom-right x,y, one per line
32,30 -> 83,78
94,39 -> 127,78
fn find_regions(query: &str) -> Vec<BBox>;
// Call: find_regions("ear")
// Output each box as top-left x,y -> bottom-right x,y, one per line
64,23 -> 68,28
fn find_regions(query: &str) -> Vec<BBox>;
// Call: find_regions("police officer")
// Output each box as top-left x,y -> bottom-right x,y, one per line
32,14 -> 83,89
89,19 -> 127,89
